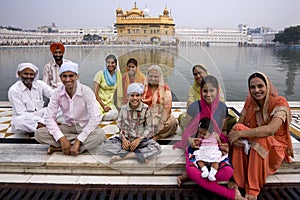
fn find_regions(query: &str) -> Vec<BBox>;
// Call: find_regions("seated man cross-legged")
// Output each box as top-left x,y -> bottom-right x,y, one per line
8,63 -> 53,134
35,62 -> 106,155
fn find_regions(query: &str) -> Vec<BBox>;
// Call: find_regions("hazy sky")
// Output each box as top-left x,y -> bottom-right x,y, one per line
1,0 -> 299,31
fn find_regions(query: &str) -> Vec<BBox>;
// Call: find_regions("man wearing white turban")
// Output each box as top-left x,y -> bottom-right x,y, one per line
8,63 -> 54,134
35,62 -> 106,155
102,83 -> 162,163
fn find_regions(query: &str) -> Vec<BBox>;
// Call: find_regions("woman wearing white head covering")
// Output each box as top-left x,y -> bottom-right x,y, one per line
93,54 -> 122,121
8,63 -> 53,134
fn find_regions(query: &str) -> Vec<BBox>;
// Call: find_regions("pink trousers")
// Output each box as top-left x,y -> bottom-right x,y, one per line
185,150 -> 235,199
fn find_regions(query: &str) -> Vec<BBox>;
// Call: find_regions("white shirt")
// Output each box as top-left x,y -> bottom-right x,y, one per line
44,82 -> 102,142
8,80 -> 53,132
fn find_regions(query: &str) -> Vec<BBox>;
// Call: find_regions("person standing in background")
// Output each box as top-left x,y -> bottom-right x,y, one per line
43,42 -> 69,89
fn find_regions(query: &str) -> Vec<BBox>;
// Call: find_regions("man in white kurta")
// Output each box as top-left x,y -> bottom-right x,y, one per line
8,63 -> 53,134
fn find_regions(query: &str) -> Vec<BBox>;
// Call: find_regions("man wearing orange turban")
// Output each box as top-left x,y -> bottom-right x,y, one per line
50,42 -> 65,55
43,42 -> 70,88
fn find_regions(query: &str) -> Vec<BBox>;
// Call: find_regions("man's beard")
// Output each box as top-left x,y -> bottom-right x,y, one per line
22,78 -> 34,87
53,55 -> 63,63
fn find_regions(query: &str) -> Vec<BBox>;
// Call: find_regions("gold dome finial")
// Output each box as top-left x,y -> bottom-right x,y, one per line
163,5 -> 169,16
116,6 -> 123,15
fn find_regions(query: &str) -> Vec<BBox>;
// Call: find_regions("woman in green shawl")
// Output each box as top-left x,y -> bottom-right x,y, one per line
187,65 -> 209,106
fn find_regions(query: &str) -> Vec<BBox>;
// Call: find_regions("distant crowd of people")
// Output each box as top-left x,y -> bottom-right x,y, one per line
7,42 -> 294,200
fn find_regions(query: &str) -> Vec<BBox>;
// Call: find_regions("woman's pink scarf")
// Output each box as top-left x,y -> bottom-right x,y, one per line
173,87 -> 226,150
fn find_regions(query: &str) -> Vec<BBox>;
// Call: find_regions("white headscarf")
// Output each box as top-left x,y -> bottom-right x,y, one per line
16,63 -> 39,81
127,83 -> 144,95
59,61 -> 79,75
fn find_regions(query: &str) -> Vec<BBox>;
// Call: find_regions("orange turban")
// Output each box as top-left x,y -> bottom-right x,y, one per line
50,42 -> 65,54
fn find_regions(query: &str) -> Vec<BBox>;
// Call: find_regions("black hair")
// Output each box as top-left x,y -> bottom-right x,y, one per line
200,75 -> 219,89
105,54 -> 117,65
192,64 -> 207,74
248,72 -> 267,87
127,58 -> 138,67
198,117 -> 214,133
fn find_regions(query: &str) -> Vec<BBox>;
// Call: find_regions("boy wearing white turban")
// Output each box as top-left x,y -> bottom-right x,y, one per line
35,62 -> 106,155
8,63 -> 54,134
102,83 -> 162,163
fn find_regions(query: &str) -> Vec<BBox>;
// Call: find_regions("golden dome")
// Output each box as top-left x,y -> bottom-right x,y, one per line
128,3 -> 143,16
163,6 -> 169,16
116,7 -> 123,15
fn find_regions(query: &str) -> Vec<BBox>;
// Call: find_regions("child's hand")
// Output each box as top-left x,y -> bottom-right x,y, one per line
214,133 -> 221,143
121,135 -> 130,151
219,143 -> 229,155
190,138 -> 201,148
130,137 -> 141,151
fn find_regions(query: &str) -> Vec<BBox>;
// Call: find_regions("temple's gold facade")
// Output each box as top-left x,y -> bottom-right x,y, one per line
115,3 -> 175,43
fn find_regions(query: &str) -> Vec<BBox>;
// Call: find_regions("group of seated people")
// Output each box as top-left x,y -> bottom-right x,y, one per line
7,42 -> 294,200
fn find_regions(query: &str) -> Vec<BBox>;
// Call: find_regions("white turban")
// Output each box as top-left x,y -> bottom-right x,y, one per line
16,63 -> 39,81
59,62 -> 79,75
127,83 -> 144,95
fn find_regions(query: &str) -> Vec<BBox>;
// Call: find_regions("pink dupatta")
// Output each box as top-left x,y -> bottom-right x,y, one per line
173,79 -> 226,150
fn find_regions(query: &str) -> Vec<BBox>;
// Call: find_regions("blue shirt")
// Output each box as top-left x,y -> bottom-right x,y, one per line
187,101 -> 228,130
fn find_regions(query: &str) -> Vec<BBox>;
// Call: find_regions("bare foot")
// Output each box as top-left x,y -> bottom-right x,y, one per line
228,181 -> 238,189
47,146 -> 61,154
37,122 -> 45,129
110,155 -> 122,163
234,187 -> 245,200
245,194 -> 257,200
177,172 -> 188,187
152,135 -> 160,141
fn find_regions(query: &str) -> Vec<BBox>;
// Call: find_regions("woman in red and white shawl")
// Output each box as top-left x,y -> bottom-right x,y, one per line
142,65 -> 177,140
228,72 -> 294,200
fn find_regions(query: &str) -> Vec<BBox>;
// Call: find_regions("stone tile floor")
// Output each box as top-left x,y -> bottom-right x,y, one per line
0,101 -> 299,186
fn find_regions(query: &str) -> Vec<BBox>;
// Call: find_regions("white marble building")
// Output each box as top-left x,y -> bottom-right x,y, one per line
0,24 -> 276,46
175,24 -> 249,46
0,26 -> 116,45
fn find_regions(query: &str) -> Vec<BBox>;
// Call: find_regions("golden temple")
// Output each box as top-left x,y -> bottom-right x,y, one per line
115,2 -> 175,43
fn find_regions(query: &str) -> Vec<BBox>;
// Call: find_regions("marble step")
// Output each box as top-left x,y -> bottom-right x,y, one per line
0,143 -> 299,176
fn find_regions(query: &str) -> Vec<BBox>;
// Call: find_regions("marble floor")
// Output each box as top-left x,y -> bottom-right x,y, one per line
0,101 -> 300,186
